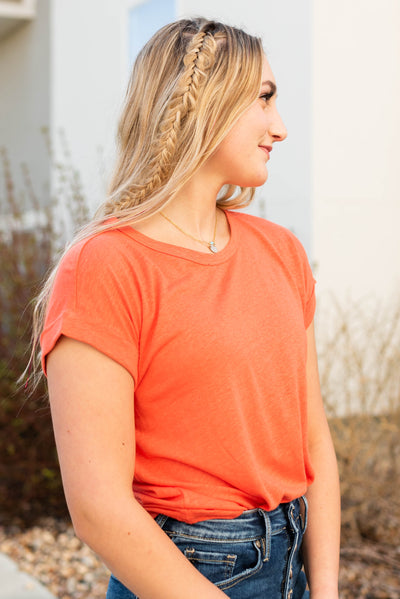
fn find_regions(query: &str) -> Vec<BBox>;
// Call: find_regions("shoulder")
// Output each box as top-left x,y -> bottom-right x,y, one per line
228,211 -> 309,259
42,227 -> 143,381
228,210 -> 292,237
228,211 -> 315,306
61,227 -> 132,265
50,226 -> 150,314
48,226 -> 147,322
58,226 -> 144,282
228,211 -> 316,324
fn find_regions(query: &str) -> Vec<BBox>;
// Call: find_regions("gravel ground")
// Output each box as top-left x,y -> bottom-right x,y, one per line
0,518 -> 109,599
1,516 -> 399,599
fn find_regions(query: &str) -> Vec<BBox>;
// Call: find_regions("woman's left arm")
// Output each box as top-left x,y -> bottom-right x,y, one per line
302,320 -> 341,599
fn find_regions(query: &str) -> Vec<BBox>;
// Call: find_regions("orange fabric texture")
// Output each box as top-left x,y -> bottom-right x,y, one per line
41,211 -> 316,523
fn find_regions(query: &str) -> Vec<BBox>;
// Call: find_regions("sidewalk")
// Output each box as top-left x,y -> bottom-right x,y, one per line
0,553 -> 56,599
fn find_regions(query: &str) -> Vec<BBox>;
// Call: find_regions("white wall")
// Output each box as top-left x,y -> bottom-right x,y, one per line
312,0 -> 400,303
0,0 -> 51,211
50,0 -> 130,212
0,0 -> 131,216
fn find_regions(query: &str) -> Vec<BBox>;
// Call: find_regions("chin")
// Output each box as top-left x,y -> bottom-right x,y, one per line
232,171 -> 269,188
256,174 -> 269,187
249,171 -> 269,187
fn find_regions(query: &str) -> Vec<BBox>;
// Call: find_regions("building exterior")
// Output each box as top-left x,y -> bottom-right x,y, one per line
1,0 -> 399,306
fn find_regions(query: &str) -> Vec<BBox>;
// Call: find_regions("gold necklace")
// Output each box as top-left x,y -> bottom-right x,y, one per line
160,210 -> 219,253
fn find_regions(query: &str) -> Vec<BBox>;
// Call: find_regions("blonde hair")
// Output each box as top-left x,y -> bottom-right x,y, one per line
28,18 -> 264,386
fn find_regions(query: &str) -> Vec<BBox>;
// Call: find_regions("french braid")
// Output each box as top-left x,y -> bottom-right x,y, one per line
104,25 -> 219,214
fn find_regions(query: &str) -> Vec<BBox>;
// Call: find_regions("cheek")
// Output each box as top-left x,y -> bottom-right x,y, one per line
216,126 -> 252,163
204,110 -> 269,186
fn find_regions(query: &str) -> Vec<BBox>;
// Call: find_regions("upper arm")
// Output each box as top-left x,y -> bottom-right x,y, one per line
47,336 -> 135,526
306,320 -> 331,448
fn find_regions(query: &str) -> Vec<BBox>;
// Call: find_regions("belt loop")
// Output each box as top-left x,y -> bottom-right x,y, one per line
257,509 -> 271,562
300,495 -> 308,532
155,514 -> 169,529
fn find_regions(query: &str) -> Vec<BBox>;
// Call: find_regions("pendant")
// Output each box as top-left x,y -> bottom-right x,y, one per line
209,241 -> 218,253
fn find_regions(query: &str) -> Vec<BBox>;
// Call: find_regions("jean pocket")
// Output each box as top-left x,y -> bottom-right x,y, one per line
183,547 -> 237,583
170,536 -> 263,591
217,539 -> 264,591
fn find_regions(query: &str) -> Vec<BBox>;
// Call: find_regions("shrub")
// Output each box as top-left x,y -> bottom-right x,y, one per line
316,297 -> 400,544
0,137 -> 89,526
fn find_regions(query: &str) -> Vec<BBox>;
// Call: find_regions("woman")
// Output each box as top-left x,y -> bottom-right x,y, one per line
34,18 -> 340,599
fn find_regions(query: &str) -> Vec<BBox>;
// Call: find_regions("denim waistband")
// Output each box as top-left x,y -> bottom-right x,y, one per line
155,497 -> 306,543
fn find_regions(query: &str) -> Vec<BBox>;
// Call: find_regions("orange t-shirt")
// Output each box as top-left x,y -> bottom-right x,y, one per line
41,211 -> 316,523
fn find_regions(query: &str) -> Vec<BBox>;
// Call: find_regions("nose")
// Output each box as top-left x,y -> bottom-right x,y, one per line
269,106 -> 287,143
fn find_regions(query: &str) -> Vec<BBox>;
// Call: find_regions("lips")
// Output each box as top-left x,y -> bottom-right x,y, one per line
259,145 -> 273,157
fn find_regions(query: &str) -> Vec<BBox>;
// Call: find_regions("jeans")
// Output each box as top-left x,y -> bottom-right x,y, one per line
106,498 -> 309,599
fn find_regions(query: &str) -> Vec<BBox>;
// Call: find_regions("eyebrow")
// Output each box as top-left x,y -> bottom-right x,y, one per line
261,80 -> 277,96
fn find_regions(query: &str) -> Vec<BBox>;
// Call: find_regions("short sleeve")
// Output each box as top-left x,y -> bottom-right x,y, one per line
303,269 -> 316,328
285,229 -> 316,329
40,232 -> 142,383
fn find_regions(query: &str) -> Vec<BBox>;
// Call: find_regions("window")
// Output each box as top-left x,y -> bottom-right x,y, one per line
128,0 -> 176,65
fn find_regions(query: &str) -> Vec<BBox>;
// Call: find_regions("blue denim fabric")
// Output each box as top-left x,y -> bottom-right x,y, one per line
106,498 -> 309,599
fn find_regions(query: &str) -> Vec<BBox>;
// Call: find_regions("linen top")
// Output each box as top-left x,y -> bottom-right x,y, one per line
41,211 -> 316,523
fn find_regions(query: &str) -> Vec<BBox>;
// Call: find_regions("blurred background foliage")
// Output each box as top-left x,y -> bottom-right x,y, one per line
0,135 -> 89,526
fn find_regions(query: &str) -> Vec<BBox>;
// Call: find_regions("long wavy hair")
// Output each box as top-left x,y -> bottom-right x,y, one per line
28,17 -> 264,386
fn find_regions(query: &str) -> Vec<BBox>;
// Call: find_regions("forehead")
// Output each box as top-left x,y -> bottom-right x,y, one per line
261,54 -> 276,86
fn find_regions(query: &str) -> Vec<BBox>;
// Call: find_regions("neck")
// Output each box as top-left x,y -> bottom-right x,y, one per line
127,165 -> 231,254
162,173 -> 221,239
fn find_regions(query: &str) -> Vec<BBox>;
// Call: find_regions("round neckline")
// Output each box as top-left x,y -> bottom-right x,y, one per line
118,210 -> 239,265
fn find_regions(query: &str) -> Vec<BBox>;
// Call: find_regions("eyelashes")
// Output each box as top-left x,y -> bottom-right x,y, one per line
259,92 -> 274,104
